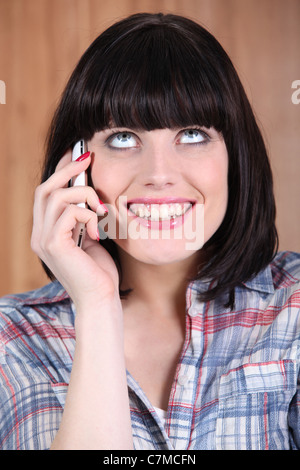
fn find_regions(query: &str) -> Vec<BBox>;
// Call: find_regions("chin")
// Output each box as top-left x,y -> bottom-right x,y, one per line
117,236 -> 201,267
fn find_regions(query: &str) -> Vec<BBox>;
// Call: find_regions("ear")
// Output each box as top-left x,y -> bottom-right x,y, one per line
55,149 -> 72,172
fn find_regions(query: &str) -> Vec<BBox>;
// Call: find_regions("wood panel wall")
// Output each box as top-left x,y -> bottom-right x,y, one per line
0,0 -> 299,296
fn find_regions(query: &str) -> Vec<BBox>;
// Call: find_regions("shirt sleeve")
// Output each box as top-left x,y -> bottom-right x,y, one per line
0,353 -> 64,449
0,284 -> 74,450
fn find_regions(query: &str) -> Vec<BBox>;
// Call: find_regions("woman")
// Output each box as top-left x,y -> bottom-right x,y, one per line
0,12 -> 299,450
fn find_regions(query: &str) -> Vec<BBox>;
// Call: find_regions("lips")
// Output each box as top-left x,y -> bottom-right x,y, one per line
126,197 -> 196,229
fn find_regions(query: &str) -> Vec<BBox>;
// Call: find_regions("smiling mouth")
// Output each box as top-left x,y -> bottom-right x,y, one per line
127,201 -> 194,222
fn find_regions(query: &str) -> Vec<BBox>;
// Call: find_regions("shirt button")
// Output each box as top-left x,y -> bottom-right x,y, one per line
188,306 -> 199,317
178,374 -> 190,386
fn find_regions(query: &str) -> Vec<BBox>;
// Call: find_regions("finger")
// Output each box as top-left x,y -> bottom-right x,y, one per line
47,185 -> 102,215
50,153 -> 91,192
43,205 -> 99,254
41,185 -> 105,237
32,154 -> 92,232
55,149 -> 72,172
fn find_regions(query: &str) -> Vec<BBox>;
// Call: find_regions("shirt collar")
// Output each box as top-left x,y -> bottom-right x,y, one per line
242,264 -> 275,295
188,264 -> 275,301
20,281 -> 70,306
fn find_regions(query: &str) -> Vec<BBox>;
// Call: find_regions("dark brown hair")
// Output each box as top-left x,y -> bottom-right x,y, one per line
41,13 -> 278,308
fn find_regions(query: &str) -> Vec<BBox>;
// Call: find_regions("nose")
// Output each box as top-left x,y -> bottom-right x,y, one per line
137,137 -> 180,190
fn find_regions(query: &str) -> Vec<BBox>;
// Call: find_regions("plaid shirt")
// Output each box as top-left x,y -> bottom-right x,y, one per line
0,251 -> 299,450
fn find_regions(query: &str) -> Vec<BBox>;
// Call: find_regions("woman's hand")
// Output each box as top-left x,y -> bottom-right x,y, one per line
32,151 -> 133,449
31,150 -> 119,311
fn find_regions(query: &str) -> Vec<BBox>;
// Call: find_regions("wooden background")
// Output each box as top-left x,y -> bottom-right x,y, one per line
0,0 -> 299,296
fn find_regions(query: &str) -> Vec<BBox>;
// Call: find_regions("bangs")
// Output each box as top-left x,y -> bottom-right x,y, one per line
76,20 -> 231,139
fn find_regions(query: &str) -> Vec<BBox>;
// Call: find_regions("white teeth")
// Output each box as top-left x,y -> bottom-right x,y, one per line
151,206 -> 160,221
128,202 -> 192,221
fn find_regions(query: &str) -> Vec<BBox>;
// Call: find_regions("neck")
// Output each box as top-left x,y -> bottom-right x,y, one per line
118,248 -> 198,316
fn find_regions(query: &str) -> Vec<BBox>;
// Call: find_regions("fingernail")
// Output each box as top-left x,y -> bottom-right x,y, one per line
75,151 -> 90,162
98,199 -> 109,213
96,227 -> 100,241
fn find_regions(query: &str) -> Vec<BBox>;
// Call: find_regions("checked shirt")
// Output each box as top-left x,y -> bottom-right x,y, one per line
0,251 -> 299,450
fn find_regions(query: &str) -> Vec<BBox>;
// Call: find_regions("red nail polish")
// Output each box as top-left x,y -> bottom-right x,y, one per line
75,151 -> 90,162
99,199 -> 109,213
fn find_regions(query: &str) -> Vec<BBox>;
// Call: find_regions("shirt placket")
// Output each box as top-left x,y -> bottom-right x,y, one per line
165,286 -> 205,449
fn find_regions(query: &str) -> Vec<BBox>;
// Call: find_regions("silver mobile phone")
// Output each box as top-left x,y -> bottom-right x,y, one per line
71,140 -> 88,247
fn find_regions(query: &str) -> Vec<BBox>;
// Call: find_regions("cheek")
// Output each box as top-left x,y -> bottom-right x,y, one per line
193,154 -> 228,204
207,162 -> 228,201
198,155 -> 228,239
90,158 -> 125,202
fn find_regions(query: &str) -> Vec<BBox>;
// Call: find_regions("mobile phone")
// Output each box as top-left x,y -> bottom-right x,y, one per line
71,140 -> 88,248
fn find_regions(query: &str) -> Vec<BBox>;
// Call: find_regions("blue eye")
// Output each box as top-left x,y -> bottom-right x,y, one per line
179,129 -> 207,144
108,132 -> 138,149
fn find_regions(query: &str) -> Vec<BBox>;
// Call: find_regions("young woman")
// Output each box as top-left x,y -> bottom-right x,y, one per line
0,13 -> 299,450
